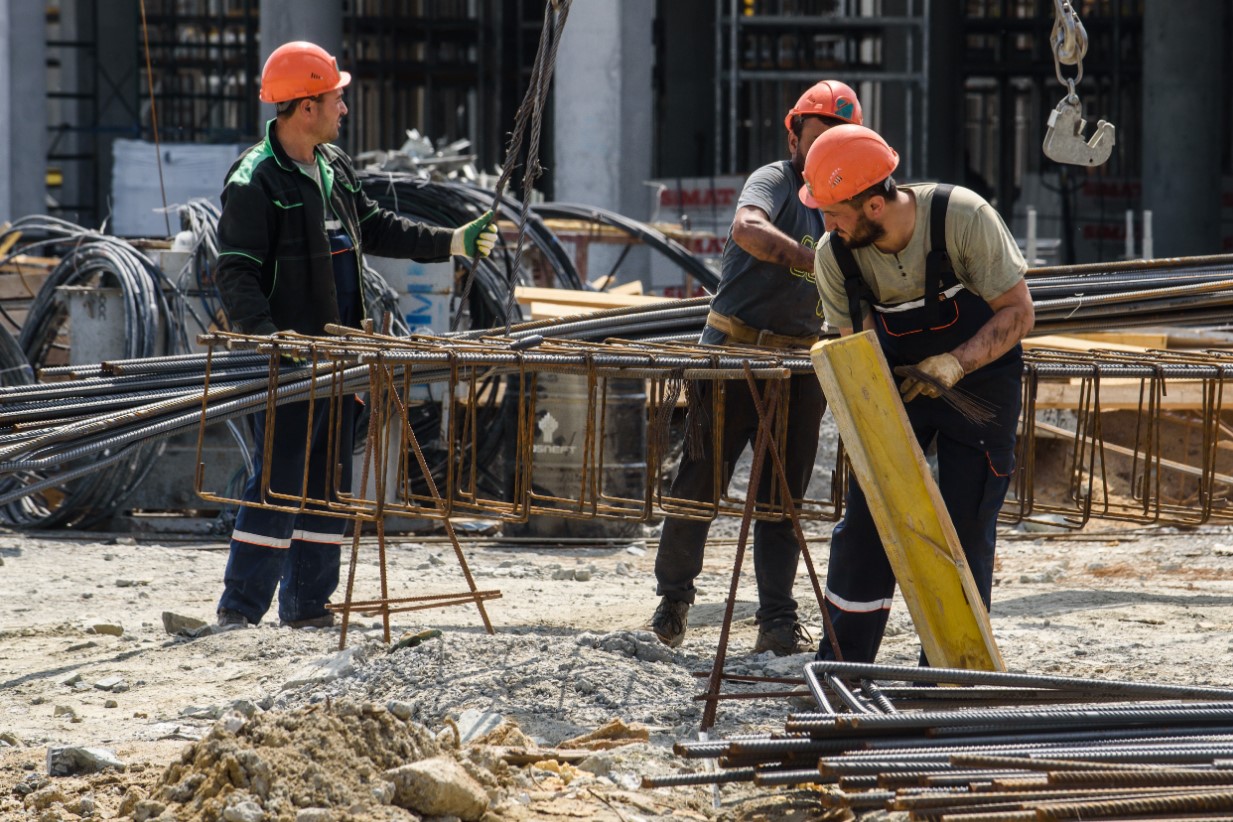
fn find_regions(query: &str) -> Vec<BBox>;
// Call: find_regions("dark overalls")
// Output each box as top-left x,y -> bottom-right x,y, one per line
817,186 -> 1022,664
217,227 -> 361,625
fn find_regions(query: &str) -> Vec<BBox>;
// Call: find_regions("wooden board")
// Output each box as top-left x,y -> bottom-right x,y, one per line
1033,378 -> 1217,410
0,272 -> 49,301
1023,333 -> 1161,354
810,331 -> 1004,671
513,285 -> 671,310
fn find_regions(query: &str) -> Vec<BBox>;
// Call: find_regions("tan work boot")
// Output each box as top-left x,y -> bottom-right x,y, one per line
753,621 -> 813,656
650,597 -> 689,648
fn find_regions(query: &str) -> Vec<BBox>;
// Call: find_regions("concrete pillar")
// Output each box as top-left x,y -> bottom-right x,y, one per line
94,0 -> 139,227
0,0 -> 47,221
258,0 -> 344,119
552,0 -> 655,220
925,0 -> 963,183
1142,0 -> 1225,257
654,2 -> 715,178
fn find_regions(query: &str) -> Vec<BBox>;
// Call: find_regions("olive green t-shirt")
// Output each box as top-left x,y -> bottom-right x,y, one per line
813,183 -> 1026,331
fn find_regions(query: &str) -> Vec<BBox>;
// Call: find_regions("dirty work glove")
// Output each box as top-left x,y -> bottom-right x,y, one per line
271,331 -> 309,368
450,211 -> 498,258
898,352 -> 965,402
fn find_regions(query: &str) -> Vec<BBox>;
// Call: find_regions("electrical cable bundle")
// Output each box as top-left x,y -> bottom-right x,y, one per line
358,172 -> 583,329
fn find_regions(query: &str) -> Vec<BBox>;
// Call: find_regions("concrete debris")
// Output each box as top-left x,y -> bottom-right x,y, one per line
454,709 -> 505,744
161,610 -> 208,635
84,620 -> 124,636
46,745 -> 125,776
385,755 -> 489,821
281,647 -> 361,690
222,797 -> 264,822
577,630 -> 676,664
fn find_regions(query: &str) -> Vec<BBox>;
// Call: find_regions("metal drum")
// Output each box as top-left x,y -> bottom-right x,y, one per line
506,371 -> 647,539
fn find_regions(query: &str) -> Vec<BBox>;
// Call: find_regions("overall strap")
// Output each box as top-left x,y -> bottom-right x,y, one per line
833,237 -> 872,332
923,184 -> 957,327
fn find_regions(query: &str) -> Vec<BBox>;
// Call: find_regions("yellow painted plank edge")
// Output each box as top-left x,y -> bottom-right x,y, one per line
810,331 -> 1005,671
514,285 -> 672,308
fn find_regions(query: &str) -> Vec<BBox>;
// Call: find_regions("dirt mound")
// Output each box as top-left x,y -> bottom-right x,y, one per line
124,700 -> 500,821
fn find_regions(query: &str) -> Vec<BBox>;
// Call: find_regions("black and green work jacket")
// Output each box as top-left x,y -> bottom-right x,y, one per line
215,118 -> 453,336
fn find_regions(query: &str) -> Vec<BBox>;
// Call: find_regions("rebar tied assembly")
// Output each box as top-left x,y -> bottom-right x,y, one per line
192,326 -> 844,644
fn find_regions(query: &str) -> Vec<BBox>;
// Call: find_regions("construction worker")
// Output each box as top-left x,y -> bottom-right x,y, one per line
650,82 -> 863,656
212,41 -> 496,628
802,124 -> 1034,663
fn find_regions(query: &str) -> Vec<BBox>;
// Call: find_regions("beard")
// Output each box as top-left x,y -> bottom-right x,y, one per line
841,213 -> 886,249
791,144 -> 805,174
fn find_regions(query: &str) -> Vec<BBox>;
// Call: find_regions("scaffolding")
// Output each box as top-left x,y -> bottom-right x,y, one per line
713,0 -> 930,177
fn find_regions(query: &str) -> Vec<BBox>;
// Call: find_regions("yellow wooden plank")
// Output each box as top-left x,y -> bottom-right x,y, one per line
1033,379 -> 1215,410
607,280 -> 644,295
1023,334 -> 1154,354
1066,331 -> 1168,349
514,285 -> 671,309
810,331 -> 1004,671
528,301 -> 589,321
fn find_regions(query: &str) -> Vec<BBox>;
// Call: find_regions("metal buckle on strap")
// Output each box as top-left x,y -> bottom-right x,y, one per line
875,283 -> 967,314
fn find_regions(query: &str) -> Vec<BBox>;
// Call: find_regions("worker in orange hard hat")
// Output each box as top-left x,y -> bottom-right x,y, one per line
649,81 -> 863,657
212,41 -> 498,631
804,124 -> 1035,664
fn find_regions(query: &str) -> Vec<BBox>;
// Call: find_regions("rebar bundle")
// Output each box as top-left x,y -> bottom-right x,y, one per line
647,661 -> 1233,821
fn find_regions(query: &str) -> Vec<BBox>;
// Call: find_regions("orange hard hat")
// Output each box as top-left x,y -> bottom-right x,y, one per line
259,41 -> 351,104
784,80 -> 863,132
799,124 -> 899,208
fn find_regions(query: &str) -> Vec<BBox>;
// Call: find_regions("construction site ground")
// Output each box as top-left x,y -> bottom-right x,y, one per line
3,509 -> 1233,821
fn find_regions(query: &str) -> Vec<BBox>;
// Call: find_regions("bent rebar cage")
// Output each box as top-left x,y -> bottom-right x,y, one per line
1009,347 -> 1233,529
194,330 -> 846,528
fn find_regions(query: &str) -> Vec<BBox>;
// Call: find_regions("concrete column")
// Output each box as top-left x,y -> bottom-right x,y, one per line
552,0 -> 655,220
654,2 -> 715,178
94,0 -> 139,227
258,0 -> 344,119
925,0 -> 963,182
1142,0 -> 1225,257
0,0 -> 47,221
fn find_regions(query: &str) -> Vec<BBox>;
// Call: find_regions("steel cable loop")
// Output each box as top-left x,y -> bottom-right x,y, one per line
531,202 -> 720,291
0,324 -> 34,389
0,215 -> 205,527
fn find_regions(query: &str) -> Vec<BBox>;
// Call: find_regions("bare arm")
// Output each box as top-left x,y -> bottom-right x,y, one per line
730,204 -> 816,271
951,279 -> 1035,374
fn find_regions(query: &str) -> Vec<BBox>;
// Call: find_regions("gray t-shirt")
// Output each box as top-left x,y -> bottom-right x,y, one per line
710,160 -> 826,338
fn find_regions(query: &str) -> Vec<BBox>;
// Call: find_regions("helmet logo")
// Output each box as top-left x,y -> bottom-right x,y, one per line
310,72 -> 323,80
828,170 -> 843,189
835,98 -> 855,120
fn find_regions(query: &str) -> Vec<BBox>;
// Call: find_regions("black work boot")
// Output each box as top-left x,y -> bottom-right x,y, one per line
216,608 -> 253,629
753,620 -> 813,656
650,597 -> 690,648
280,613 -> 336,629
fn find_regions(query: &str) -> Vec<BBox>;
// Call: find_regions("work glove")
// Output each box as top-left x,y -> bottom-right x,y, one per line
450,211 -> 498,258
271,331 -> 310,368
898,352 -> 965,402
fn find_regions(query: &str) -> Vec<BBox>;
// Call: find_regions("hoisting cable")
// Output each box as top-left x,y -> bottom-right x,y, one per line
137,0 -> 172,236
451,0 -> 572,334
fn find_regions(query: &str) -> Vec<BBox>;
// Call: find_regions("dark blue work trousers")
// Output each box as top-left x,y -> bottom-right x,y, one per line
217,229 -> 361,624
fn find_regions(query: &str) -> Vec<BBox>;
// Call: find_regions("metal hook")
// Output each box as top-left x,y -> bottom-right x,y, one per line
1042,96 -> 1115,167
